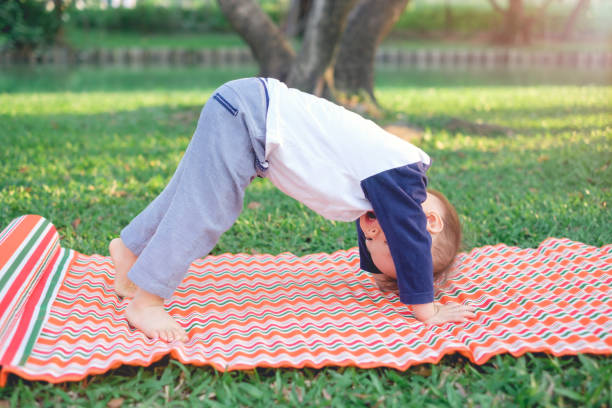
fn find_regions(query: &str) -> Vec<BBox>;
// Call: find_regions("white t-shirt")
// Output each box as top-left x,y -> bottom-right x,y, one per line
260,78 -> 435,305
263,78 -> 431,222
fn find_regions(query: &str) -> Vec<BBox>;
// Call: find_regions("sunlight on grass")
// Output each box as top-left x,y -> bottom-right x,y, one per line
0,67 -> 610,406
0,91 -> 211,115
2,77 -> 611,254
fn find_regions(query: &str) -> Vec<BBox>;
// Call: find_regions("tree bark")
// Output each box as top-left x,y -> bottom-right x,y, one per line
561,0 -> 590,40
521,0 -> 555,43
217,0 -> 295,79
286,0 -> 358,93
284,0 -> 312,37
284,0 -> 302,37
444,0 -> 453,36
217,0 -> 408,104
505,0 -> 523,43
487,0 -> 522,43
334,0 -> 410,101
488,0 -> 504,14
53,0 -> 65,45
489,0 -> 554,44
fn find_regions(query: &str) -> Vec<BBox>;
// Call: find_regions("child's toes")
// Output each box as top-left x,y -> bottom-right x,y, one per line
173,329 -> 185,342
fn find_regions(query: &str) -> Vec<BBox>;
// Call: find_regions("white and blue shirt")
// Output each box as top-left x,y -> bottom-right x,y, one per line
263,78 -> 434,305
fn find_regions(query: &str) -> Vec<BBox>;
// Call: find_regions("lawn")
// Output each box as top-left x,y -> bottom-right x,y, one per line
63,28 -> 248,50
0,66 -> 610,406
62,27 -> 612,54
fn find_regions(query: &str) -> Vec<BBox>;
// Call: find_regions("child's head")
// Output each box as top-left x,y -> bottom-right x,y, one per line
426,189 -> 462,281
360,189 -> 461,293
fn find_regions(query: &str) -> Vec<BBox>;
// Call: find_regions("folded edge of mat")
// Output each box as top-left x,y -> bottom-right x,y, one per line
0,215 -> 77,386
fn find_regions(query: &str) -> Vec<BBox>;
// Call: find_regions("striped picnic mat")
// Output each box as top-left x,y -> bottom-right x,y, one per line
0,214 -> 610,385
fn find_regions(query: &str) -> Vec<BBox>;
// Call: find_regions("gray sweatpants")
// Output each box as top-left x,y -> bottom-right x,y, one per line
121,78 -> 269,298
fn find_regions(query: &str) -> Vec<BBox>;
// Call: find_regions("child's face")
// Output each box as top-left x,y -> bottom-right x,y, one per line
359,211 -> 397,278
359,193 -> 444,279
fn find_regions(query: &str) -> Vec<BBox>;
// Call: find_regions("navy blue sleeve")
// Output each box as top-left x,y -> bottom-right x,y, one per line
360,163 -> 434,305
356,220 -> 382,274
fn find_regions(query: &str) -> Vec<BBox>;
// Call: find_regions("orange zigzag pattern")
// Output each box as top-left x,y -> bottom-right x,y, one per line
0,215 -> 610,385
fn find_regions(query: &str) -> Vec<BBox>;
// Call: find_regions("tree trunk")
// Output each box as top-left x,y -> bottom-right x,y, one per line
444,0 -> 453,36
334,0 -> 410,102
53,0 -> 65,45
217,0 -> 295,79
284,0 -> 312,37
520,0 -> 555,44
488,0 -> 522,44
561,0 -> 590,40
504,0 -> 523,44
284,0 -> 302,37
286,0 -> 358,93
489,0 -> 555,44
217,0 -> 409,105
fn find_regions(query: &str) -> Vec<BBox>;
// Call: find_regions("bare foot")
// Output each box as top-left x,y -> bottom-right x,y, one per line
126,288 -> 188,342
109,238 -> 138,298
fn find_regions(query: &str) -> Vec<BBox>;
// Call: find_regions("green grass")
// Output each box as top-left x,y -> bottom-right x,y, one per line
64,27 -> 247,50
0,66 -> 611,406
61,27 -> 612,53
381,36 -> 612,52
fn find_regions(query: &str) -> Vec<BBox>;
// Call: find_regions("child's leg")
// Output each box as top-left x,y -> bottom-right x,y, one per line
122,79 -> 268,342
118,157 -> 187,256
109,237 -> 139,297
110,116 -> 190,297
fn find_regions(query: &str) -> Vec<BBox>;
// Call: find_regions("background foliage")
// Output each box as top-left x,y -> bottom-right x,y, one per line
0,0 -> 60,51
1,0 -> 610,51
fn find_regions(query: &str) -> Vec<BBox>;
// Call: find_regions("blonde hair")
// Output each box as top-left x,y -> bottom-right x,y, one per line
428,189 -> 462,284
373,188 -> 462,293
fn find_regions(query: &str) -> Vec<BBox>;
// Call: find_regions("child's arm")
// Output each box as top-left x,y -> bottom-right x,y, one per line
360,166 -> 435,305
372,274 -> 476,325
412,302 -> 476,325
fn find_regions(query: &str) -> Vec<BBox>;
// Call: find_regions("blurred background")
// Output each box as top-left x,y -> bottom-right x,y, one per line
0,0 -> 610,95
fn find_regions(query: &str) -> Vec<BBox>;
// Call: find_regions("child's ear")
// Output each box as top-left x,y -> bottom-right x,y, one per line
426,211 -> 444,234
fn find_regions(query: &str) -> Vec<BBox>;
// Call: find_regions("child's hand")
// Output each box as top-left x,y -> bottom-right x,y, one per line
423,302 -> 476,326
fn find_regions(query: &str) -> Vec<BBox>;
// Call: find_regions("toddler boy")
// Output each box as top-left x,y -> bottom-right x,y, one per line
110,77 -> 475,342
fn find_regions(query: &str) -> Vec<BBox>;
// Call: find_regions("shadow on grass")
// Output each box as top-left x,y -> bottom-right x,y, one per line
2,101 -> 610,254
479,104 -> 612,118
386,112 -> 611,138
3,99 -> 609,157
0,105 -> 203,150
